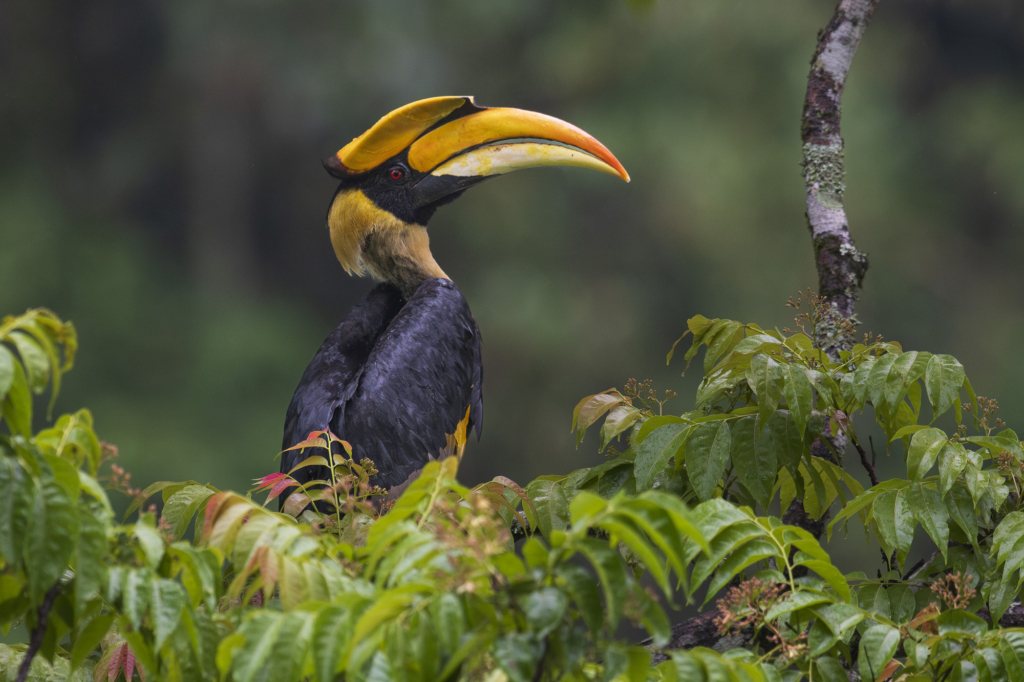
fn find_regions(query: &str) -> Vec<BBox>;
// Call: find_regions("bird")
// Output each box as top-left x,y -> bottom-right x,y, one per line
281,96 -> 628,504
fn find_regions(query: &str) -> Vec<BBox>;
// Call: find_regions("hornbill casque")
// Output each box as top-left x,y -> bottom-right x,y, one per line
281,96 -> 628,502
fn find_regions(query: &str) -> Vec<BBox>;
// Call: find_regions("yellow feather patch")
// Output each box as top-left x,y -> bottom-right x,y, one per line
444,406 -> 472,461
326,189 -> 407,275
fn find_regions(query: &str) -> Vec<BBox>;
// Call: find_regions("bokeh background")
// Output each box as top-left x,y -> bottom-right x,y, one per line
3,0 -> 1024,577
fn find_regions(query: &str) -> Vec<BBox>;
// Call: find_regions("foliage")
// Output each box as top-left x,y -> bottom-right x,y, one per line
4,299 -> 1024,682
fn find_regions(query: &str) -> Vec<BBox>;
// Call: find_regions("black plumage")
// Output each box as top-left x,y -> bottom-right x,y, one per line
280,96 -> 626,504
282,278 -> 482,493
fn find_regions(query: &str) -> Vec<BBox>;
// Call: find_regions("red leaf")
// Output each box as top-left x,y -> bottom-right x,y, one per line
267,477 -> 293,502
123,645 -> 136,682
282,492 -> 311,517
108,644 -> 126,682
201,492 -> 231,541
254,472 -> 289,491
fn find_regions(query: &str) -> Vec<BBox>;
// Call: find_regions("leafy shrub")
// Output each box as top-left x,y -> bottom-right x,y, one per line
3,300 -> 1024,682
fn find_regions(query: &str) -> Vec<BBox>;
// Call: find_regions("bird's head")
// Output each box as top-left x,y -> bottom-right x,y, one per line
324,96 -> 628,297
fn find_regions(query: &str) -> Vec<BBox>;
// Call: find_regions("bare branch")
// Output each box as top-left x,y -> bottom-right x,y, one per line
15,582 -> 62,682
853,437 -> 880,486
803,0 -> 879,352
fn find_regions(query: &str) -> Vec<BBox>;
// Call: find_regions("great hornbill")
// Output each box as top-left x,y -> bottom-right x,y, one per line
281,96 -> 628,501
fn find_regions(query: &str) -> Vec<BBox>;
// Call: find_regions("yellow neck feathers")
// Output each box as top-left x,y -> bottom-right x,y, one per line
327,189 -> 448,297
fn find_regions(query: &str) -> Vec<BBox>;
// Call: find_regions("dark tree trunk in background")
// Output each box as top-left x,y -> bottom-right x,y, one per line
653,0 -> 880,659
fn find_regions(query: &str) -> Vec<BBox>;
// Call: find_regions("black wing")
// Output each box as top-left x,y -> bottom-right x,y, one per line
281,282 -> 406,483
338,278 -> 483,489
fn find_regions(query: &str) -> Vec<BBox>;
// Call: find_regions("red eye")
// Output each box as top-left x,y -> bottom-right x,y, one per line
388,166 -> 406,181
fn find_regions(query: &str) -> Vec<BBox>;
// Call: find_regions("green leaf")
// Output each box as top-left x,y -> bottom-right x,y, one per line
764,589 -> 833,621
906,428 -> 947,480
988,570 -> 1017,625
578,537 -> 628,630
907,482 -> 949,559
851,356 -> 877,405
926,354 -> 965,421
569,490 -> 607,524
572,391 -> 627,446
0,346 -> 14,401
730,416 -> 775,510
0,454 -> 32,567
2,360 -> 31,438
151,579 -> 186,650
74,502 -> 109,615
70,612 -> 115,673
858,624 -> 900,682
866,351 -> 898,413
873,490 -> 914,566
634,424 -> 689,491
521,587 -> 568,637
686,421 -> 731,502
764,410 -> 804,476
600,405 -> 642,451
7,331 -> 50,395
633,584 -> 671,648
559,564 -> 603,634
633,415 -> 689,446
666,315 -> 709,365
937,609 -> 988,637
704,321 -> 743,372
992,512 -> 1024,565
312,604 -> 357,682
781,364 -> 814,438
233,612 -> 288,682
525,479 -> 569,540
939,443 -> 968,496
813,602 -> 865,639
815,656 -> 850,682
946,484 -> 979,550
494,633 -> 542,682
749,353 -> 784,427
690,521 -> 765,590
163,485 -> 216,540
884,351 -> 929,414
121,569 -> 152,630
827,489 -> 880,540
890,424 -> 929,443
795,560 -> 851,602
704,539 -> 780,603
25,473 -> 78,603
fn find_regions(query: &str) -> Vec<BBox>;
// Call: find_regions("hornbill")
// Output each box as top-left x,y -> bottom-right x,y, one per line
281,96 -> 628,501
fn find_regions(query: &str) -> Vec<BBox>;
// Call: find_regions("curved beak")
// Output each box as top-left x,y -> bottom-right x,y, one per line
325,96 -> 628,208
406,104 -> 629,208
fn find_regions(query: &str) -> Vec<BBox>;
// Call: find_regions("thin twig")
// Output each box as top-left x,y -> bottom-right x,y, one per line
16,582 -> 62,682
904,549 -> 941,581
852,438 -> 880,486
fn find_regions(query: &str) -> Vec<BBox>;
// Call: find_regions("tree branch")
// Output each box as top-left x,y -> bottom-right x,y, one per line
853,437 -> 880,486
803,0 -> 878,353
16,582 -> 62,682
650,1 -> 880,658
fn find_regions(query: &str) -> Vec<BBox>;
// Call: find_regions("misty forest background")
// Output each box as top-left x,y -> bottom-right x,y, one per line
2,0 -> 1023,579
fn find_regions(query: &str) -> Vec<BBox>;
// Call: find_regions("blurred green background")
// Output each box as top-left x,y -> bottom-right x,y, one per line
3,0 -> 1024,574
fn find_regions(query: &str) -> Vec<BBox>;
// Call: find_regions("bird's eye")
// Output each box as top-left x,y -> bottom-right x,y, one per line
387,166 -> 406,182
